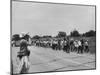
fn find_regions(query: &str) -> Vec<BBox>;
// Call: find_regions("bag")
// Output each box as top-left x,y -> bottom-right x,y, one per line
17,49 -> 30,59
27,50 -> 30,56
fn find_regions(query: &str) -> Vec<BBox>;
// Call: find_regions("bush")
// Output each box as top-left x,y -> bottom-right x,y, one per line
57,31 -> 67,38
70,30 -> 80,37
83,30 -> 96,37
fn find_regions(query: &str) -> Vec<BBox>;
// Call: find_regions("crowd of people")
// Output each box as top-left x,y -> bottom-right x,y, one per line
11,33 -> 90,54
31,37 -> 89,54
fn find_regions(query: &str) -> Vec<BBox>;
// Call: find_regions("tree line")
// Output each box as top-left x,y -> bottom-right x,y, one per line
12,29 -> 96,41
70,30 -> 96,37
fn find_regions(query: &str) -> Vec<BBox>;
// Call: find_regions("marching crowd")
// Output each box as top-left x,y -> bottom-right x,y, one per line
31,37 -> 89,54
11,33 -> 89,54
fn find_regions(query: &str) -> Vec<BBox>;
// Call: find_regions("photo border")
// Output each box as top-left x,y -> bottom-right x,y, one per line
10,0 -> 96,75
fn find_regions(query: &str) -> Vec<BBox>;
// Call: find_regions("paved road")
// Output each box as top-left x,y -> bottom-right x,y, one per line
12,46 -> 96,74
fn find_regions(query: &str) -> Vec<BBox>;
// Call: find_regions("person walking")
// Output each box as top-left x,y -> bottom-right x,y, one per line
17,33 -> 30,74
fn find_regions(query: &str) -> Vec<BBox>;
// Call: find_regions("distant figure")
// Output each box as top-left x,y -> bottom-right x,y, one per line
77,40 -> 83,54
84,40 -> 89,53
69,38 -> 74,52
63,39 -> 70,53
74,40 -> 79,52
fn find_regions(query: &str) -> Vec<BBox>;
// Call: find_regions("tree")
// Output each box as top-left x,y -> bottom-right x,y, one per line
57,31 -> 67,38
12,34 -> 20,41
32,35 -> 41,39
83,30 -> 96,37
70,30 -> 80,37
42,35 -> 52,38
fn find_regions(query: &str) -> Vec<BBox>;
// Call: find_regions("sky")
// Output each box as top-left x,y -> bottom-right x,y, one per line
12,1 -> 95,36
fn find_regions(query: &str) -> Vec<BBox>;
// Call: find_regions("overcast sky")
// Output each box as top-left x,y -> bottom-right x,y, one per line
12,1 -> 95,36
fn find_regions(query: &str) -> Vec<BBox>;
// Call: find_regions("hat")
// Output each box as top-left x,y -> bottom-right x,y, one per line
20,32 -> 26,38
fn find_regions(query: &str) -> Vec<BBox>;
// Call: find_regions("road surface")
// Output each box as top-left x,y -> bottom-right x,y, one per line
12,46 -> 96,74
